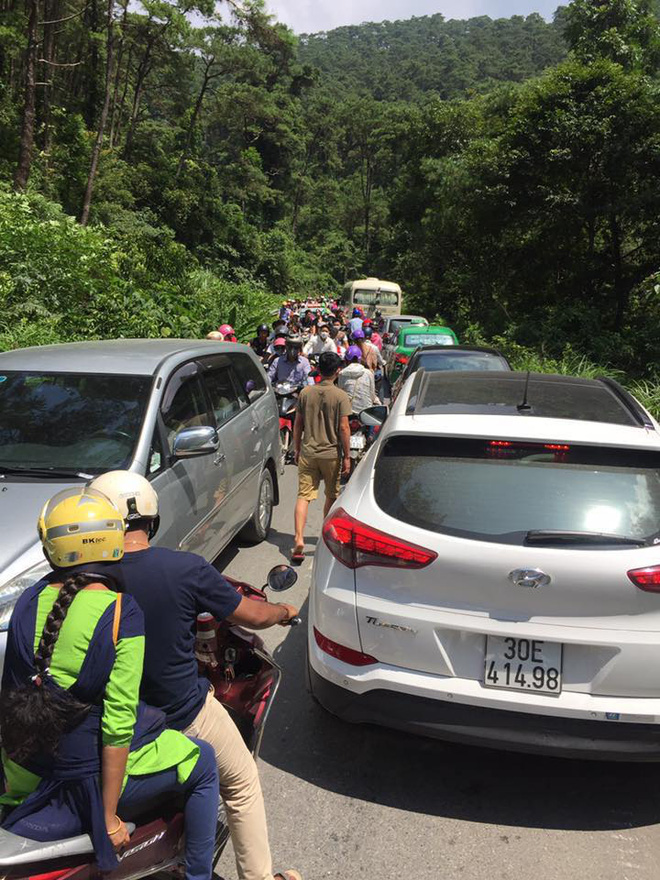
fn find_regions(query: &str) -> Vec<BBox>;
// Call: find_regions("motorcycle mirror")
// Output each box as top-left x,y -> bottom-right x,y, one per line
266,564 -> 298,592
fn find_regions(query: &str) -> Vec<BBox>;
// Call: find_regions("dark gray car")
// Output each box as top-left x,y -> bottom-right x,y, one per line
0,339 -> 281,642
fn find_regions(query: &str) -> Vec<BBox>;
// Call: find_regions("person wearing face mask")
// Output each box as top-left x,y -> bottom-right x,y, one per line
268,336 -> 312,385
303,324 -> 336,356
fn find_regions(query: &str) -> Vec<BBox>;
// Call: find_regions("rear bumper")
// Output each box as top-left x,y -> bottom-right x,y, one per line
308,663 -> 660,761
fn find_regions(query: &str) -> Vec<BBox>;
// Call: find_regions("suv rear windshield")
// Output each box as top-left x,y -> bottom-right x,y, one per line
414,352 -> 507,372
375,436 -> 660,545
0,371 -> 151,473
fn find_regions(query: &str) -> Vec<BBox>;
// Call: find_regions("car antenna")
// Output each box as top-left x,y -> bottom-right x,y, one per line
517,371 -> 532,412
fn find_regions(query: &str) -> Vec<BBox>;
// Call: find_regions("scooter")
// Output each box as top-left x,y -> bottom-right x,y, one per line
273,381 -> 302,469
347,413 -> 370,475
0,565 -> 300,880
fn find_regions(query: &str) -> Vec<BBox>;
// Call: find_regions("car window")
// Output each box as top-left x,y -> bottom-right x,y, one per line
0,371 -> 151,473
161,368 -> 211,453
148,427 -> 164,475
375,436 -> 660,545
403,332 -> 454,348
232,353 -> 267,401
203,366 -> 242,427
416,352 -> 508,372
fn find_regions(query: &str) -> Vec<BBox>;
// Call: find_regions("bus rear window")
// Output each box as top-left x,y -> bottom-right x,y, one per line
353,289 -> 399,306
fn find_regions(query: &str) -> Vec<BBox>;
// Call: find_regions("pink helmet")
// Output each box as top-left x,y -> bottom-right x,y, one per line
218,324 -> 234,337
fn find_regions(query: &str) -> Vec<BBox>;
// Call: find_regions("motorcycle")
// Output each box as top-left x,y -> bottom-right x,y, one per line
347,412 -> 370,474
273,381 -> 302,469
0,565 -> 300,880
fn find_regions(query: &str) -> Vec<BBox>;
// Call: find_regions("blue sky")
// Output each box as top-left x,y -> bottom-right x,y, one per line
265,0 -> 563,34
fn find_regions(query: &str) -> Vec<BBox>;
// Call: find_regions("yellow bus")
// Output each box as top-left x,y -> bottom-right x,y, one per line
341,277 -> 402,318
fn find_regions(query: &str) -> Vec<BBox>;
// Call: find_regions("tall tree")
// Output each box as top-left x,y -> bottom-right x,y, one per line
13,0 -> 39,190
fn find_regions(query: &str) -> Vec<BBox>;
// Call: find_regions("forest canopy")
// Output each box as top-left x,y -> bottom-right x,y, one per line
0,0 -> 659,384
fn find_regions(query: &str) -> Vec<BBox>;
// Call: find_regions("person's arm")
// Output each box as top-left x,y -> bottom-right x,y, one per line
293,402 -> 304,464
227,596 -> 299,629
102,598 -> 145,850
339,415 -> 351,476
268,357 -> 278,383
368,370 -> 377,404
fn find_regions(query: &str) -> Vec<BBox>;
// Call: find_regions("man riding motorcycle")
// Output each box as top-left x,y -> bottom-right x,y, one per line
250,324 -> 270,358
267,336 -> 312,386
89,472 -> 302,880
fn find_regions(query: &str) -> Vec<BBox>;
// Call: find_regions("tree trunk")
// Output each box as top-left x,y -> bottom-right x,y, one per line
610,212 -> 627,331
175,58 -> 214,179
108,0 -> 129,148
123,38 -> 153,160
40,0 -> 60,156
80,0 -> 115,225
14,0 -> 40,191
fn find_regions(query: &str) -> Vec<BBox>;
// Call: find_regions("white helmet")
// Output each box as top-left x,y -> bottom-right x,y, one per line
90,471 -> 160,536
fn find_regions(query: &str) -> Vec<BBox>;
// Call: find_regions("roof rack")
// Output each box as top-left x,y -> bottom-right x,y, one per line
597,377 -> 655,429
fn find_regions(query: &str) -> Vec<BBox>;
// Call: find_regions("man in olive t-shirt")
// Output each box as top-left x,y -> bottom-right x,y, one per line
292,351 -> 351,559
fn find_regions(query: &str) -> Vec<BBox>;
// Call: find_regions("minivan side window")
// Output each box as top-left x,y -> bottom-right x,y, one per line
232,353 -> 267,401
161,366 -> 212,453
203,366 -> 242,427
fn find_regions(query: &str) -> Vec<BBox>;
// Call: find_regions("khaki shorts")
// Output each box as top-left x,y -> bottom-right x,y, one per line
298,454 -> 341,502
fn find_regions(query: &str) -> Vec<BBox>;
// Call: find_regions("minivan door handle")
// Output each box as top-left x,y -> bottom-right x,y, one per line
213,452 -> 226,465
250,423 -> 259,433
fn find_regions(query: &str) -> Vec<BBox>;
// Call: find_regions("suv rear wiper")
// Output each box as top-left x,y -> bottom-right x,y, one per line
525,529 -> 647,547
0,466 -> 93,480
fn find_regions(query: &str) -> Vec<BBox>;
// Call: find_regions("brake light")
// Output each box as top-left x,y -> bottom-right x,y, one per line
323,508 -> 437,569
313,627 -> 378,666
489,440 -> 513,447
29,871 -> 72,880
394,354 -> 409,365
544,444 -> 570,451
628,566 -> 660,592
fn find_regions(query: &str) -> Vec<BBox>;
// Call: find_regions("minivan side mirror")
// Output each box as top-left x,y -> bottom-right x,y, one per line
359,405 -> 388,427
173,425 -> 219,458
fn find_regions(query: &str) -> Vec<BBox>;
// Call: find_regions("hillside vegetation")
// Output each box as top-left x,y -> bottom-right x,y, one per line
0,0 -> 659,400
298,13 -> 568,100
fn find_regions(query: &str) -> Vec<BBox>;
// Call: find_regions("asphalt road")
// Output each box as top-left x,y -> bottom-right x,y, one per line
215,464 -> 660,880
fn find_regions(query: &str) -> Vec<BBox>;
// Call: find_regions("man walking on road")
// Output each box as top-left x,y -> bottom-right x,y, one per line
291,351 -> 351,562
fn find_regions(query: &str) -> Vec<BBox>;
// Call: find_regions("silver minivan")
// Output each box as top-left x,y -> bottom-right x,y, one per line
0,339 -> 281,639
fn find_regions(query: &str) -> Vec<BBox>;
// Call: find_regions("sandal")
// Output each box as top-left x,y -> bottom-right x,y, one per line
275,872 -> 302,880
290,548 -> 305,565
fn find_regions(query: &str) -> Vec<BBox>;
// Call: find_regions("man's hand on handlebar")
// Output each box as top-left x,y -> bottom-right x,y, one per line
228,596 -> 300,630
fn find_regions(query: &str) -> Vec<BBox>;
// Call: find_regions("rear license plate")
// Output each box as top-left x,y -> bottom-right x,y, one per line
483,636 -> 562,695
350,434 -> 366,449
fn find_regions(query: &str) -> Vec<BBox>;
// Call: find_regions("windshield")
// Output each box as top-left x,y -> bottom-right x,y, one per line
0,371 -> 152,473
375,437 -> 660,544
402,332 -> 454,348
353,288 -> 399,306
414,352 -> 507,372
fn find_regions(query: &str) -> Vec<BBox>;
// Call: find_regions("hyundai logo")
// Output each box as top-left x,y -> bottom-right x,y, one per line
509,568 -> 551,589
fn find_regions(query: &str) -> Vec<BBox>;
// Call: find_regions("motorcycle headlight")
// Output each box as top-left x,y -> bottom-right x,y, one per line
0,559 -> 52,631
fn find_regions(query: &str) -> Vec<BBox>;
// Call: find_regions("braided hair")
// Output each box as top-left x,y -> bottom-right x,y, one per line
0,574 -> 94,764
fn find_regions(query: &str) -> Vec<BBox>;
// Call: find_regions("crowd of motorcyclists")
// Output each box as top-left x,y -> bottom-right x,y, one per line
241,299 -> 388,468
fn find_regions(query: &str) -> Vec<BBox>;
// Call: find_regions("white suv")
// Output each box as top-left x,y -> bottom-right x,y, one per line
308,370 -> 660,759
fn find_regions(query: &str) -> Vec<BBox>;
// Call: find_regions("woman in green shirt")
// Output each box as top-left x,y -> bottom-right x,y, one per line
0,487 -> 218,879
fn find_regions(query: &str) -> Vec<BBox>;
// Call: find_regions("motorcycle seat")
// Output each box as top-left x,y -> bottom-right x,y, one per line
0,823 -> 135,866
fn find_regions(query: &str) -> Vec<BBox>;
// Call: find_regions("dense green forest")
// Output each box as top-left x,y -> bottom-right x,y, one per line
0,0 -> 659,399
297,13 -> 569,100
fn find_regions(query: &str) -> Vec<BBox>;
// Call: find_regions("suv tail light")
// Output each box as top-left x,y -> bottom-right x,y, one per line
628,566 -> 660,592
313,627 -> 378,666
323,507 -> 437,569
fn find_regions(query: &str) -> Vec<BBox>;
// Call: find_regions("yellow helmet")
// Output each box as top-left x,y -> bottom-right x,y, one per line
38,487 -> 126,568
